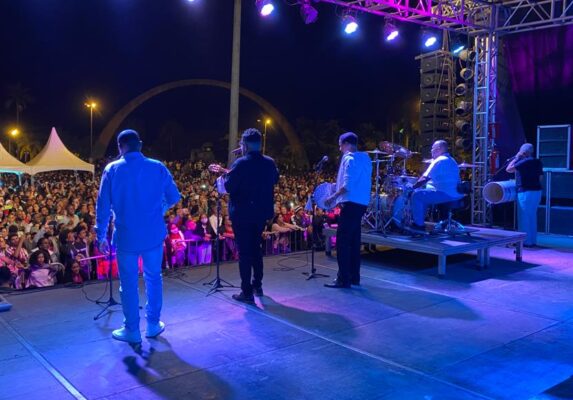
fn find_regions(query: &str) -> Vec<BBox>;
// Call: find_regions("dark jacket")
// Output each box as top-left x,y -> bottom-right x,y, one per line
224,151 -> 279,223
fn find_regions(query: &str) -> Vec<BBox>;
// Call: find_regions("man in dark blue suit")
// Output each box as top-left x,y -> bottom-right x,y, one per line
222,129 -> 279,303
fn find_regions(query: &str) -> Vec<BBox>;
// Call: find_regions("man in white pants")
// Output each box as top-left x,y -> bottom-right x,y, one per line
96,130 -> 181,343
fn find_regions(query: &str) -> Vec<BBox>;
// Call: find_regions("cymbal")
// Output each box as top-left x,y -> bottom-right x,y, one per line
458,162 -> 477,169
379,141 -> 414,159
367,149 -> 388,155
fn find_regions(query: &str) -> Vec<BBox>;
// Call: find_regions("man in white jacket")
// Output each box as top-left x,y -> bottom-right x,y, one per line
325,132 -> 372,288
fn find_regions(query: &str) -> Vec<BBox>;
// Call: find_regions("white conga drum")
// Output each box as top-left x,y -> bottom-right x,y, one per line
483,180 -> 517,204
313,182 -> 336,210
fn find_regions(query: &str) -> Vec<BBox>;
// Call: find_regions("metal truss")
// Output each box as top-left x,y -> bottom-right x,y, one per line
494,0 -> 573,35
319,0 -> 573,35
471,32 -> 497,225
319,0 -> 495,33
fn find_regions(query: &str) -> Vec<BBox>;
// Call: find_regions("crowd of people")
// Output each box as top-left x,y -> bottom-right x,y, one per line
0,159 -> 338,291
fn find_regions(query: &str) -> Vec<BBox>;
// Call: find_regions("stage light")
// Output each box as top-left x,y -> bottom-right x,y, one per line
342,15 -> 358,35
455,119 -> 471,133
424,36 -> 437,47
384,20 -> 399,42
455,100 -> 472,116
455,83 -> 467,96
452,45 -> 466,55
256,0 -> 274,17
460,67 -> 474,80
459,49 -> 477,62
300,1 -> 318,24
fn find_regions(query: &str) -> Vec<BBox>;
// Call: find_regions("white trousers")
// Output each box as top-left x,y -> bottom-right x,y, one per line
116,245 -> 164,332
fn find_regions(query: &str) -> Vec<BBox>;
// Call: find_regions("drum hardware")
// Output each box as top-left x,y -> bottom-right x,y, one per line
458,162 -> 477,169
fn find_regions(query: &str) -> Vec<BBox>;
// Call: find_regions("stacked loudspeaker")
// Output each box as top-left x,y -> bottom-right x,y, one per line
418,50 -> 454,157
454,49 -> 476,152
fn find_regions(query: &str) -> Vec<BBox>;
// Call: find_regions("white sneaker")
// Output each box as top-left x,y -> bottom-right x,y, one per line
112,327 -> 142,343
146,321 -> 165,338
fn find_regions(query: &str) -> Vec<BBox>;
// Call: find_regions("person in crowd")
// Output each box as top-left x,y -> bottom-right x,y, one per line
193,214 -> 215,265
506,143 -> 544,248
217,128 -> 279,303
311,207 -> 328,251
291,205 -> 311,251
26,250 -> 61,288
271,214 -> 301,254
167,223 -> 186,267
183,218 -> 200,266
96,129 -> 181,344
219,215 -> 238,261
324,132 -> 372,289
0,266 -> 12,289
65,259 -> 89,285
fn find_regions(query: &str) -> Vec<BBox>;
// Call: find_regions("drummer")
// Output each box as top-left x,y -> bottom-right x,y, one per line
410,140 -> 462,231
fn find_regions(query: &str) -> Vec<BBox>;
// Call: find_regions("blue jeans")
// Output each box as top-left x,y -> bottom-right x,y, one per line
517,190 -> 542,245
411,189 -> 460,226
116,245 -> 164,332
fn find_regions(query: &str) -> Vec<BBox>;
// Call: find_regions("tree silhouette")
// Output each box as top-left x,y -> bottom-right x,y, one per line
4,83 -> 34,126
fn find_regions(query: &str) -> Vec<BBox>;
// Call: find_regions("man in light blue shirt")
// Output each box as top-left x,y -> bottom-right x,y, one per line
324,132 -> 372,288
96,130 -> 180,343
410,140 -> 462,231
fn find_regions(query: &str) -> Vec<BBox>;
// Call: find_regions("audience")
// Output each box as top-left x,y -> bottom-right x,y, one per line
0,160 -> 336,290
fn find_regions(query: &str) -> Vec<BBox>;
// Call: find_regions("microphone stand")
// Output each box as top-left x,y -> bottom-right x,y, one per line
204,181 -> 235,295
303,163 -> 329,281
94,218 -> 121,320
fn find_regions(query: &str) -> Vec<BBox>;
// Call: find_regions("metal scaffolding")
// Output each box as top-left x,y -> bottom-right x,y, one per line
314,0 -> 573,225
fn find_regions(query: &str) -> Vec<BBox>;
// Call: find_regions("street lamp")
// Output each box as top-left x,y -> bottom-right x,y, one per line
85,101 -> 97,157
263,118 -> 271,155
8,128 -> 19,155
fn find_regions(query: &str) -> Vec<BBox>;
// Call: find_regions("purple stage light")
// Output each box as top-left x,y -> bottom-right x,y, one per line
384,20 -> 399,42
300,3 -> 318,24
386,30 -> 399,41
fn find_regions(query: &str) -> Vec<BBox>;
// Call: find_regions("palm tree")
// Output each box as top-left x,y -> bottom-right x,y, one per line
5,83 -> 34,127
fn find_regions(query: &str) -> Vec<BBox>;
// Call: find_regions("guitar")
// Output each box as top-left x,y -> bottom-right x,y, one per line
208,164 -> 229,175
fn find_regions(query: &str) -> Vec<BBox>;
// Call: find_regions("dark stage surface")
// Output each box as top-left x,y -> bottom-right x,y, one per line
2,237 -> 573,400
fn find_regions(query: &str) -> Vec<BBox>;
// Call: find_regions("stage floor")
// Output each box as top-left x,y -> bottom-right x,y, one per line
2,239 -> 573,400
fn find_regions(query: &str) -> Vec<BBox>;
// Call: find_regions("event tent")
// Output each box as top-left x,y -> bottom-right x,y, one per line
26,127 -> 94,175
0,141 -> 30,176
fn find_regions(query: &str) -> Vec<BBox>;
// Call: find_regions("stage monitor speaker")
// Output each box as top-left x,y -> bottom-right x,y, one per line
537,124 -> 572,170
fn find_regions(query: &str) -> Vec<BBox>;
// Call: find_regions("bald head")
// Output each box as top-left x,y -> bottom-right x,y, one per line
519,143 -> 534,157
431,140 -> 449,158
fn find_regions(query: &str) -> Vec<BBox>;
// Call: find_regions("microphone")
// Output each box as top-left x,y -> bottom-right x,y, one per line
314,155 -> 328,172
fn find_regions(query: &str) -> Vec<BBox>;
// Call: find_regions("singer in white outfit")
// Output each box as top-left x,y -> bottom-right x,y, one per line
96,130 -> 181,343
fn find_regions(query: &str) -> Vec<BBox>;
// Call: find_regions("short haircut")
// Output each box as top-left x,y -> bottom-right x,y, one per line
241,128 -> 262,143
434,140 -> 449,151
339,132 -> 358,146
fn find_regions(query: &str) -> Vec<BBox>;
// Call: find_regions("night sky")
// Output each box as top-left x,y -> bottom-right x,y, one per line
0,0 -> 571,159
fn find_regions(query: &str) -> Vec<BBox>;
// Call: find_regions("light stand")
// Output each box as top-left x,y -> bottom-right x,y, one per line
204,183 -> 235,295
303,161 -> 329,281
94,222 -> 121,320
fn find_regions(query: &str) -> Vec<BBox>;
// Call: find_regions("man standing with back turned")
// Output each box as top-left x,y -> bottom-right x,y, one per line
96,129 -> 181,343
219,128 -> 279,303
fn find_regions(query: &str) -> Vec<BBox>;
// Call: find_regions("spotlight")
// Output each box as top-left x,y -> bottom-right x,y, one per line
455,83 -> 467,96
384,20 -> 399,42
460,67 -> 474,80
342,15 -> 358,35
455,119 -> 471,133
452,45 -> 466,55
300,1 -> 318,24
256,0 -> 274,17
459,49 -> 477,62
455,100 -> 472,116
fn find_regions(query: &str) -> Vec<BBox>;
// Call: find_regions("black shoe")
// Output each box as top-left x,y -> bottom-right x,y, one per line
324,280 -> 351,289
351,279 -> 361,286
253,287 -> 264,297
232,292 -> 255,303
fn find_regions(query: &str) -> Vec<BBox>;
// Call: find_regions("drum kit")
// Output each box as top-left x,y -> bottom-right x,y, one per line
312,140 -> 477,235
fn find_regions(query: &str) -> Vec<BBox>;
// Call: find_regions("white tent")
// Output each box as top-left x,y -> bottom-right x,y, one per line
0,141 -> 30,176
26,127 -> 95,175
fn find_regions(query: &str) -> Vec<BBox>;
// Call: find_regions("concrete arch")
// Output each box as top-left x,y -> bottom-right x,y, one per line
93,79 -> 308,167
